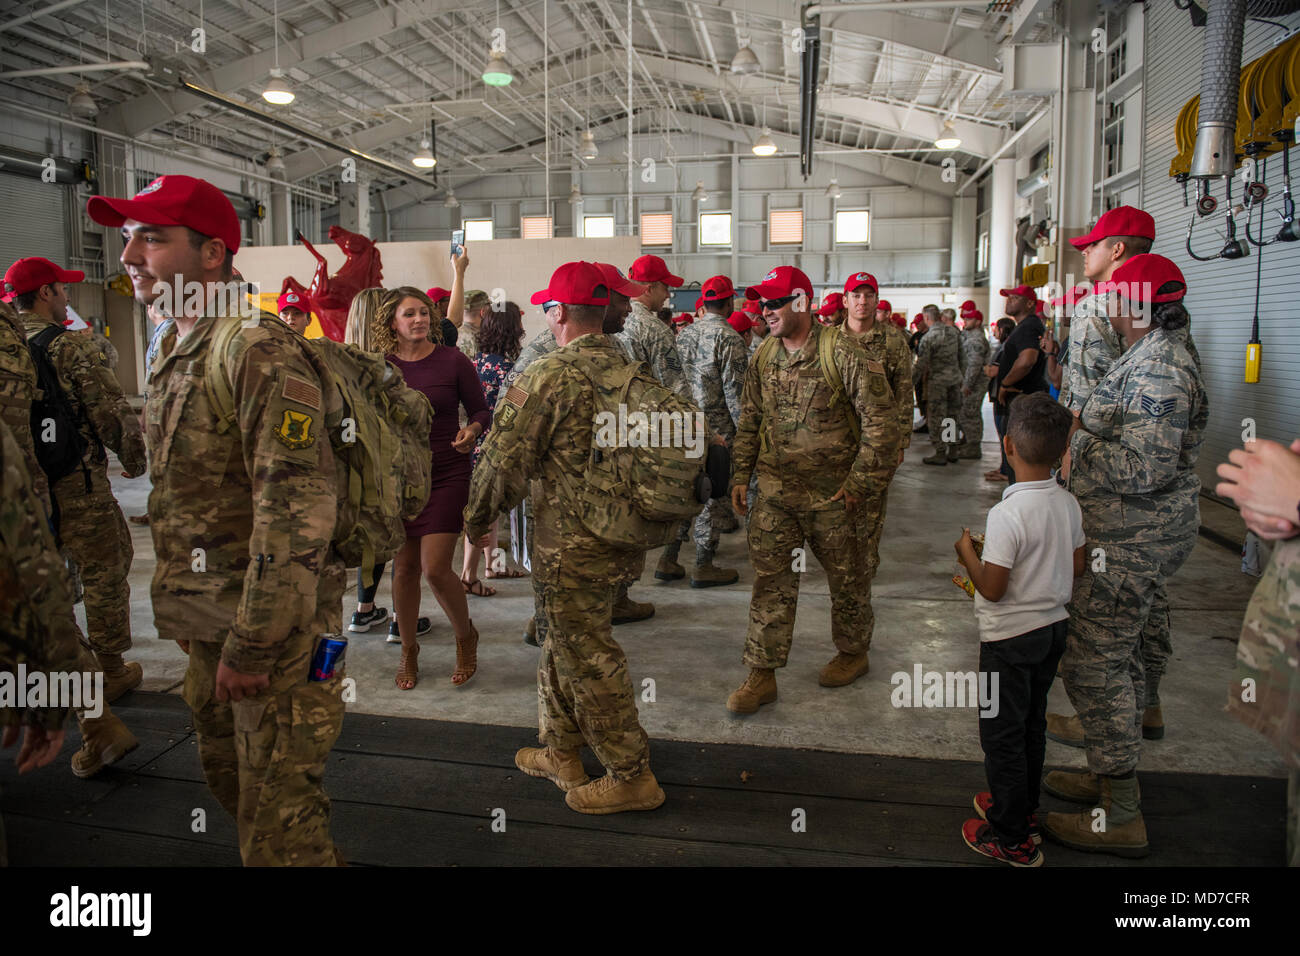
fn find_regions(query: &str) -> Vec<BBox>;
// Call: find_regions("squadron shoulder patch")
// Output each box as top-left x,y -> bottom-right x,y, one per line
273,408 -> 315,448
282,374 -> 321,409
1139,394 -> 1177,419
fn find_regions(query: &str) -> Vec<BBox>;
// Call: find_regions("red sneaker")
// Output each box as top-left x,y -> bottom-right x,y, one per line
973,791 -> 1042,845
962,818 -> 1043,867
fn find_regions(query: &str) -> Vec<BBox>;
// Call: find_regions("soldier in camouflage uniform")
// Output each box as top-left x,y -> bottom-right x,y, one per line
656,274 -> 746,588
955,302 -> 990,460
1216,437 -> 1300,865
90,175 -> 347,866
1050,207 -> 1198,745
727,267 -> 900,713
466,261 -> 665,815
841,272 -> 912,590
1042,255 -> 1206,859
912,304 -> 965,465
5,257 -> 148,703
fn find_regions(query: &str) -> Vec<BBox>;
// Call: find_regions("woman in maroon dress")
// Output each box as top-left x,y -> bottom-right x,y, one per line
373,286 -> 491,690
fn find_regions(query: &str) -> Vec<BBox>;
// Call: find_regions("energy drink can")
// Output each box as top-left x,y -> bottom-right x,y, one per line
309,634 -> 348,682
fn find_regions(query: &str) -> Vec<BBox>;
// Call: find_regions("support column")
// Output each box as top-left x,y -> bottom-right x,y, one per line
339,174 -> 371,237
989,158 -> 1017,291
269,177 -> 292,246
950,193 -> 976,288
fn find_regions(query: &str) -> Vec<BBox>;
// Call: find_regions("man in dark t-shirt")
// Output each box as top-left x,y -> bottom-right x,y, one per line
992,285 -> 1048,484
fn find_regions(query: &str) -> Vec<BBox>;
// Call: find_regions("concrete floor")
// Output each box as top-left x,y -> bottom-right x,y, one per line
101,406 -> 1286,780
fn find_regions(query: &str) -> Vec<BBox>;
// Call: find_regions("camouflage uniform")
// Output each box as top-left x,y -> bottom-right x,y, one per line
666,313 -> 747,563
147,314 -> 345,866
1059,298 -> 1202,704
22,311 -> 146,658
732,323 -> 900,667
89,331 -> 118,370
457,322 -> 479,363
0,302 -> 47,509
912,323 -> 964,457
465,333 -> 651,780
0,420 -> 87,865
1225,535 -> 1300,865
959,327 -> 991,447
1063,327 -> 1207,777
843,319 -> 912,582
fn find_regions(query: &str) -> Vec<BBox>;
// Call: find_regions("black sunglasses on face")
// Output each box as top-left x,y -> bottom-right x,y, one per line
762,294 -> 798,311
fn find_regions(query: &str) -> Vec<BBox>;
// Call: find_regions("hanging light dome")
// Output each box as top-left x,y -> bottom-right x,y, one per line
579,130 -> 599,160
262,69 -> 295,105
825,178 -> 842,199
69,82 -> 97,118
412,138 -> 436,168
266,146 -> 285,173
568,184 -> 583,204
482,49 -> 514,87
934,120 -> 961,150
730,41 -> 761,75
443,189 -> 459,208
691,181 -> 708,203
751,127 -> 778,156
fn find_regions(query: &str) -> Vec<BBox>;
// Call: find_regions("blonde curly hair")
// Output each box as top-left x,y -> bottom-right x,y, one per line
370,286 -> 443,355
344,286 -> 388,352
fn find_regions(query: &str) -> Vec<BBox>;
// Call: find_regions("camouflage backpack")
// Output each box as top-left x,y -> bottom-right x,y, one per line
204,318 -> 433,578
545,350 -> 711,551
752,325 -> 860,453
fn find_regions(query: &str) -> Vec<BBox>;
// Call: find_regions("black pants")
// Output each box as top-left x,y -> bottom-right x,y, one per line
993,404 -> 1016,484
978,619 -> 1067,846
356,562 -> 387,605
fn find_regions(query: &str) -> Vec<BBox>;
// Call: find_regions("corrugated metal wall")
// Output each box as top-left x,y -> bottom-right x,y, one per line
1143,3 -> 1300,492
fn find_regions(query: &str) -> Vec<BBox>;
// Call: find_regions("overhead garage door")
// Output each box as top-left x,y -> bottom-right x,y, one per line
0,170 -> 67,277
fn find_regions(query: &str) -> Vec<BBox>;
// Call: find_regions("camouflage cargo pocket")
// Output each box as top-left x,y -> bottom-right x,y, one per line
288,674 -> 345,768
232,695 -> 277,771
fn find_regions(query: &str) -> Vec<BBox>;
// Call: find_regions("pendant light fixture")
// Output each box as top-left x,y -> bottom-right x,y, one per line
691,181 -> 708,203
580,129 -> 599,160
935,119 -> 961,150
482,2 -> 514,86
444,188 -> 459,208
730,37 -> 761,75
266,146 -> 285,173
752,127 -> 777,156
825,178 -> 842,199
69,82 -> 98,117
262,0 -> 295,105
568,184 -> 583,204
413,119 -> 437,168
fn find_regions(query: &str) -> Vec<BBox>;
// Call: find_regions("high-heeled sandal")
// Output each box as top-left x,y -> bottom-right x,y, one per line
451,623 -> 478,686
395,644 -> 419,691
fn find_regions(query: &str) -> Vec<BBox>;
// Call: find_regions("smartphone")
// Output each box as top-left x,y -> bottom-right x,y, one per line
451,229 -> 465,258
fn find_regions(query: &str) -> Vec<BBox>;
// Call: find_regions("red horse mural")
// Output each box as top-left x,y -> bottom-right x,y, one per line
292,225 -> 383,340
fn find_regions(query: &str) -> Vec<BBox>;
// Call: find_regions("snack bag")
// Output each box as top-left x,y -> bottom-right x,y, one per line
952,531 -> 985,599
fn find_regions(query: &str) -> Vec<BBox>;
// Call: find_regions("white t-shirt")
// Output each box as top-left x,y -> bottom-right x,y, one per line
974,477 -> 1085,642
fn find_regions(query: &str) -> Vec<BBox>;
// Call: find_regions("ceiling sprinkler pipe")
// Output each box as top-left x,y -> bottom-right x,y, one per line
1190,0 -> 1247,179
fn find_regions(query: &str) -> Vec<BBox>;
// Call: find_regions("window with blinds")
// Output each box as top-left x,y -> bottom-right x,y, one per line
640,212 -> 672,246
521,216 -> 553,239
769,209 -> 803,245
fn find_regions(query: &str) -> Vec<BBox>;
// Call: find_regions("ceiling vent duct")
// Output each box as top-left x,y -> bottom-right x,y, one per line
1016,168 -> 1050,198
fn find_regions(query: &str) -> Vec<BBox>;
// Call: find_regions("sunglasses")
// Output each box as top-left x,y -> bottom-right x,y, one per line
761,294 -> 799,311
542,300 -> 559,312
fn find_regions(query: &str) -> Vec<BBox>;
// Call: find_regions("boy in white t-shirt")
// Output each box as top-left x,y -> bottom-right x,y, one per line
954,392 -> 1085,866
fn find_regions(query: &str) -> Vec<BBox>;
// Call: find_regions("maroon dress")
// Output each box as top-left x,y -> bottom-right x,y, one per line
387,345 -> 491,536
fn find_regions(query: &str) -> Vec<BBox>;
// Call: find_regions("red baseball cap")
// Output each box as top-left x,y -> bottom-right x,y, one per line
674,312 -> 694,326
1069,205 -> 1156,250
999,284 -> 1036,299
817,292 -> 844,317
727,311 -> 755,333
962,309 -> 984,324
426,286 -> 451,302
701,275 -> 735,301
530,261 -> 611,306
2,257 -> 84,300
960,299 -> 977,312
87,174 -> 241,254
875,299 -> 892,313
595,262 -> 646,298
277,290 -> 309,313
628,254 -> 683,287
1102,254 -> 1187,304
694,295 -> 704,310
746,266 -> 813,302
741,297 -> 761,314
843,271 -> 878,295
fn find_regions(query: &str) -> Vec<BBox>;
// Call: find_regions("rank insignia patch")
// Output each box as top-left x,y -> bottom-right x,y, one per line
1139,395 -> 1177,419
273,408 -> 315,448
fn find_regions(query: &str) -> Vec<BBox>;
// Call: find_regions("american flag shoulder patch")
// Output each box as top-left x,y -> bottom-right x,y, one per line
505,384 -> 529,407
282,374 -> 321,409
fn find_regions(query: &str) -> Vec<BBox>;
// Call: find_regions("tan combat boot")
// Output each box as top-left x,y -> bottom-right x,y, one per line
71,712 -> 139,779
1045,712 -> 1085,748
819,651 -> 870,688
690,562 -> 739,588
654,555 -> 686,581
96,652 -> 143,704
515,746 -> 589,792
565,770 -> 665,815
1043,775 -> 1149,858
611,594 -> 655,625
1142,706 -> 1165,740
1043,768 -> 1141,803
727,668 -> 777,714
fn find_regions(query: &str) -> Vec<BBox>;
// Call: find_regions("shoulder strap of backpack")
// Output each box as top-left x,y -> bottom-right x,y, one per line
203,318 -> 244,435
817,326 -> 861,444
753,334 -> 783,455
